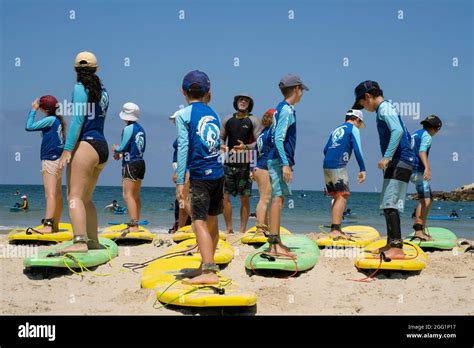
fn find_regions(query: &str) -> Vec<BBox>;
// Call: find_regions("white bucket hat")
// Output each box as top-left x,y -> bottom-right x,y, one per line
21,195 -> 27,199
119,102 -> 140,122
346,109 -> 365,128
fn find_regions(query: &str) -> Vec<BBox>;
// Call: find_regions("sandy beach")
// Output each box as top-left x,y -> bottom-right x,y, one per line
0,233 -> 472,316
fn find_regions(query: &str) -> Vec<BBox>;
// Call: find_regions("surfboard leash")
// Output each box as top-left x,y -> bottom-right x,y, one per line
248,250 -> 299,278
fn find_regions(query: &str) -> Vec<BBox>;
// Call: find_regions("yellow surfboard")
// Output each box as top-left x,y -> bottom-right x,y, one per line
8,223 -> 73,243
355,239 -> 428,271
165,238 -> 234,265
141,256 -> 256,307
241,226 -> 292,244
100,224 -> 155,242
315,225 -> 380,248
172,225 -> 226,243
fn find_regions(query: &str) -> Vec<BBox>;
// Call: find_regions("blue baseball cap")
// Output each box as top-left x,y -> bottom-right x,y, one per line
182,70 -> 211,93
352,80 -> 382,109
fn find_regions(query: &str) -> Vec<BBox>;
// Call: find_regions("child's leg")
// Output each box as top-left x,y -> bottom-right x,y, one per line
239,195 -> 250,233
255,169 -> 271,228
123,179 -> 140,230
223,192 -> 233,233
37,170 -> 58,233
207,215 -> 219,254
269,196 -> 284,235
328,195 -> 348,238
53,176 -> 63,231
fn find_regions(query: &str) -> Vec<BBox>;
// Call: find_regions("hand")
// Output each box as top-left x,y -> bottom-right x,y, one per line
32,99 -> 40,110
220,144 -> 229,153
111,144 -> 118,152
58,151 -> 72,169
358,171 -> 366,184
249,170 -> 255,182
423,168 -> 432,181
378,158 -> 390,170
113,153 -> 121,160
176,184 -> 184,205
172,172 -> 177,184
282,165 -> 292,183
233,140 -> 246,152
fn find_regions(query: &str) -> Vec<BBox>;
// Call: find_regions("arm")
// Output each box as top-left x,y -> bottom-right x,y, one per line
172,139 -> 178,171
350,126 -> 366,172
380,114 -> 403,159
220,115 -> 231,143
114,125 -> 134,153
419,132 -> 432,177
274,106 -> 293,166
25,110 -> 56,131
176,111 -> 190,185
63,84 -> 88,152
247,115 -> 261,149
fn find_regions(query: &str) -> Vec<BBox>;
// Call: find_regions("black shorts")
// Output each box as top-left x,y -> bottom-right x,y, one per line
122,160 -> 146,182
224,165 -> 252,196
84,139 -> 109,164
189,177 -> 224,221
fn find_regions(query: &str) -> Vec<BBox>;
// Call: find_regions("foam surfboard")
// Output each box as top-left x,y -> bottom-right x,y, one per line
245,234 -> 319,272
141,256 -> 256,307
165,238 -> 234,265
404,227 -> 457,250
24,238 -> 118,269
100,224 -> 155,242
172,225 -> 226,243
355,239 -> 428,271
8,223 -> 73,243
315,225 -> 380,248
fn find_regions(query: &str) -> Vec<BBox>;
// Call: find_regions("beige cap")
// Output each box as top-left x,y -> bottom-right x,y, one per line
74,51 -> 98,68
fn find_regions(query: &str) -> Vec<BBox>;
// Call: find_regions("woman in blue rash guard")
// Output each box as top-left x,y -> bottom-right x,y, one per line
25,95 -> 65,233
57,51 -> 109,253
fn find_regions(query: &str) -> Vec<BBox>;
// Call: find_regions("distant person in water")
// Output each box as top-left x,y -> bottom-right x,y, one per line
14,195 -> 29,210
450,210 -> 459,218
25,95 -> 65,233
343,208 -> 352,216
410,114 -> 442,241
15,190 -> 20,196
112,102 -> 147,235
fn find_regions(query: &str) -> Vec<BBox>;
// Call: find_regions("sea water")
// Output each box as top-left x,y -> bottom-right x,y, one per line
1,184 -> 472,239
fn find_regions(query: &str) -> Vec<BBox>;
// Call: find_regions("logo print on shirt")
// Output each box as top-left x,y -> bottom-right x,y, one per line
135,132 -> 145,155
330,126 -> 345,148
197,116 -> 220,155
57,124 -> 64,146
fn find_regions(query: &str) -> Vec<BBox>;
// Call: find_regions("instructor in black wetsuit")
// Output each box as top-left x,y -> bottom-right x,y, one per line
220,93 -> 260,234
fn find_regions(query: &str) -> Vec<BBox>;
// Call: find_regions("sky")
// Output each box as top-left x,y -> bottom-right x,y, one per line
0,0 -> 472,192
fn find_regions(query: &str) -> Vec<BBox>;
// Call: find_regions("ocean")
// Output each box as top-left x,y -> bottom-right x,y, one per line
1,184 -> 472,239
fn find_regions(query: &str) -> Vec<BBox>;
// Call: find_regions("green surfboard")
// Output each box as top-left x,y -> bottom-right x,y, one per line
24,238 -> 118,269
404,227 -> 457,250
245,235 -> 319,272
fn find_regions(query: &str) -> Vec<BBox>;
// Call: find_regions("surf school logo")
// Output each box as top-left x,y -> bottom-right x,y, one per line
330,126 -> 345,148
256,133 -> 264,155
57,124 -> 64,145
197,116 -> 220,154
135,131 -> 145,154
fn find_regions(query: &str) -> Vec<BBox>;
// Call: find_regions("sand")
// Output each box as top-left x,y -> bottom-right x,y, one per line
0,233 -> 472,315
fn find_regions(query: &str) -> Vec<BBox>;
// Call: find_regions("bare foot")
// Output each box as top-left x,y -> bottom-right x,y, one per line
35,226 -> 54,234
128,226 -> 141,233
380,247 -> 405,260
414,231 -> 432,241
328,230 -> 351,240
57,243 -> 88,254
265,243 -> 296,258
227,229 -> 234,234
182,271 -> 219,285
371,243 -> 391,254
183,268 -> 202,278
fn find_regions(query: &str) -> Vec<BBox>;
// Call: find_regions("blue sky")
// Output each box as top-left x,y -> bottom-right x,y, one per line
1,0 -> 472,191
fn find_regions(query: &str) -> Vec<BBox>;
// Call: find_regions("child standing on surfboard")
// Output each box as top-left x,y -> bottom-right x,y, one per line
352,81 -> 415,260
409,115 -> 442,241
323,109 -> 366,240
25,96 -> 65,233
111,102 -> 146,236
266,74 -> 309,256
175,70 -> 224,285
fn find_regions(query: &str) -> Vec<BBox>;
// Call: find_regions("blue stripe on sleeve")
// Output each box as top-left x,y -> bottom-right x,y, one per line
114,124 -> 134,152
351,126 -> 366,171
380,113 -> 403,159
176,107 -> 191,184
25,110 -> 56,131
64,83 -> 88,151
274,105 -> 293,166
419,131 -> 432,153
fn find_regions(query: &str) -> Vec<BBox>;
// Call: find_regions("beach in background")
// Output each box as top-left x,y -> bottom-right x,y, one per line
1,184 -> 472,239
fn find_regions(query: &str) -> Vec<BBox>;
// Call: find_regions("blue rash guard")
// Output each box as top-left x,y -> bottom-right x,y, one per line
323,122 -> 366,171
25,110 -> 64,160
175,102 -> 224,185
172,139 -> 178,164
269,100 -> 297,167
411,129 -> 432,173
114,122 -> 146,165
64,82 -> 109,152
376,100 -> 414,165
256,126 -> 273,170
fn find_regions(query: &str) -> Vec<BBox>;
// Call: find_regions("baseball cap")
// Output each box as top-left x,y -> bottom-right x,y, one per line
119,102 -> 140,122
182,70 -> 211,93
346,109 -> 365,128
21,195 -> 27,199
74,51 -> 98,68
279,74 -> 309,91
352,80 -> 382,109
421,114 -> 442,129
39,95 -> 58,114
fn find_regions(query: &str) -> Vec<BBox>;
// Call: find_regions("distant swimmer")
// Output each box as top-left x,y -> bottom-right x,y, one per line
14,195 -> 29,210
449,210 -> 459,218
343,208 -> 352,216
105,200 -> 121,211
15,190 -> 20,196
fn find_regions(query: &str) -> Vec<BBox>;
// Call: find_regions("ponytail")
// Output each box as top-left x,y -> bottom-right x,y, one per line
75,66 -> 102,103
